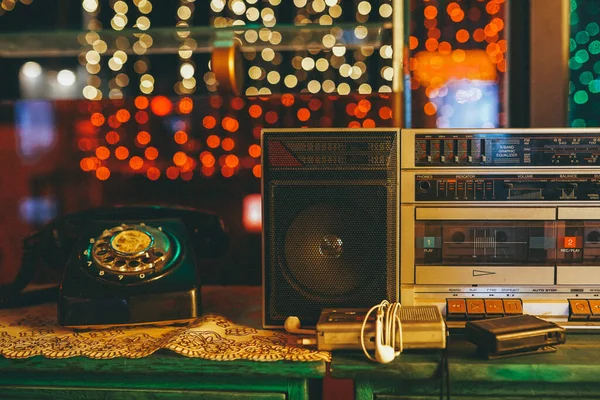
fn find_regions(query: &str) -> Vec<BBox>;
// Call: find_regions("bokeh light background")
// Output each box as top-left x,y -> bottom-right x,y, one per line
408,0 -> 507,129
1,0 -> 509,183
73,0 -> 399,181
569,0 -> 600,127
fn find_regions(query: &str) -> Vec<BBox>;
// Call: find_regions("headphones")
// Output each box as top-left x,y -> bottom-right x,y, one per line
361,300 -> 403,364
284,316 -> 317,335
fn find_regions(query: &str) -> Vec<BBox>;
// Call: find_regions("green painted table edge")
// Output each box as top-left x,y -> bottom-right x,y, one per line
0,351 -> 326,379
0,353 -> 323,400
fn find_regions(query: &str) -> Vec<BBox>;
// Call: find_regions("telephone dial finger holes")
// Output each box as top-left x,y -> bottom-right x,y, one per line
85,223 -> 176,284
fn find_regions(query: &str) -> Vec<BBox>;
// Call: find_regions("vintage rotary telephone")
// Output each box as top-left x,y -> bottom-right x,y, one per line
0,205 -> 228,328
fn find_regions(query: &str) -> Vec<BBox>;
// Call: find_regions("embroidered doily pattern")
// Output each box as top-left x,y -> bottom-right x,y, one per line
0,304 -> 330,362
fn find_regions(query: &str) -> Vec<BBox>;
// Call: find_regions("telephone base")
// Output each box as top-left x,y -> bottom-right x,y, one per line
58,287 -> 201,329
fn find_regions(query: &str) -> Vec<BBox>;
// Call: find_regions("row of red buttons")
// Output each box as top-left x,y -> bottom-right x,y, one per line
446,298 -> 523,320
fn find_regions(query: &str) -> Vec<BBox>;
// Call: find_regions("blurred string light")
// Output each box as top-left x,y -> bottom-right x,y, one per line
175,0 -> 197,95
409,0 -> 507,128
569,0 -> 600,127
81,0 -> 103,100
134,0 -> 155,95
107,0 -> 129,99
221,0 -> 396,98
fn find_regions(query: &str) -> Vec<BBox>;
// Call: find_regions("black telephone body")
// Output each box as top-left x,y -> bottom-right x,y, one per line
1,205 -> 228,329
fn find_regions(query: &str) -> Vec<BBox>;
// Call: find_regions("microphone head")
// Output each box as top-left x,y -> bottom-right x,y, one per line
284,316 -> 302,332
284,316 -> 316,335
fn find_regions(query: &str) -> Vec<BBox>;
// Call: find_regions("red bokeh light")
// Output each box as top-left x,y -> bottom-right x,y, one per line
207,135 -> 220,148
221,166 -> 234,178
135,96 -> 149,110
135,111 -> 149,124
222,138 -> 235,151
200,151 -> 216,167
136,131 -> 151,145
105,131 -> 120,144
178,97 -> 193,114
281,93 -> 295,107
116,109 -> 131,123
107,115 -> 121,129
225,154 -> 239,168
231,97 -> 245,110
129,156 -> 144,170
174,130 -> 188,144
249,104 -> 262,118
166,166 -> 180,180
144,146 -> 159,160
379,107 -> 393,120
96,166 -> 110,180
150,96 -> 173,116
203,115 -> 217,129
209,96 -> 223,109
115,146 -> 129,160
248,144 -> 261,158
95,146 -> 110,160
363,119 -> 376,128
90,112 -> 105,127
297,108 -> 310,122
308,98 -> 322,111
265,111 -> 278,124
222,117 -> 239,132
252,164 -> 261,178
147,167 -> 161,181
173,151 -> 187,167
202,165 -> 215,177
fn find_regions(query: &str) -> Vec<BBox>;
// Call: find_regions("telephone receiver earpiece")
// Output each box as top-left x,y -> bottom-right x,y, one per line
284,316 -> 317,335
374,312 -> 396,364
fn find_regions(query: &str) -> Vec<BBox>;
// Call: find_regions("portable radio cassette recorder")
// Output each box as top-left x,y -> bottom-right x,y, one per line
400,128 -> 600,329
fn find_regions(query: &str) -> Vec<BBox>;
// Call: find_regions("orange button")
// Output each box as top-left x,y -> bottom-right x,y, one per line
484,299 -> 504,316
466,299 -> 485,318
569,299 -> 591,321
502,299 -> 523,315
589,300 -> 600,315
588,300 -> 600,321
446,299 -> 466,318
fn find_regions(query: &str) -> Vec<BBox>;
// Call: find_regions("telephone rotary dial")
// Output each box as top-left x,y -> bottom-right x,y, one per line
86,223 -> 177,284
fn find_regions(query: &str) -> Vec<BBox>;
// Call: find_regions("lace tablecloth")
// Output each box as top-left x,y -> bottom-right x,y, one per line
0,286 -> 330,362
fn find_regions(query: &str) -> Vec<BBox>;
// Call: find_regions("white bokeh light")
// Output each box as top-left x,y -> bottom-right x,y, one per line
21,62 -> 42,78
57,69 -> 76,86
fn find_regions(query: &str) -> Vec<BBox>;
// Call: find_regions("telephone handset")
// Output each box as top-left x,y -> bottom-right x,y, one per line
0,205 -> 228,328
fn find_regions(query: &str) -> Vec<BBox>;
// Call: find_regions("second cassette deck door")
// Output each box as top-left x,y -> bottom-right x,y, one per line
556,208 -> 600,285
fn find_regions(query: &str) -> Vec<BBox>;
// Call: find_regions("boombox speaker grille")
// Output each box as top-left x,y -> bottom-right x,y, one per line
262,129 -> 398,327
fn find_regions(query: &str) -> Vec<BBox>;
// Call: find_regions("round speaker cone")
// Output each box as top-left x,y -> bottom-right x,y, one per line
282,202 -> 379,299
